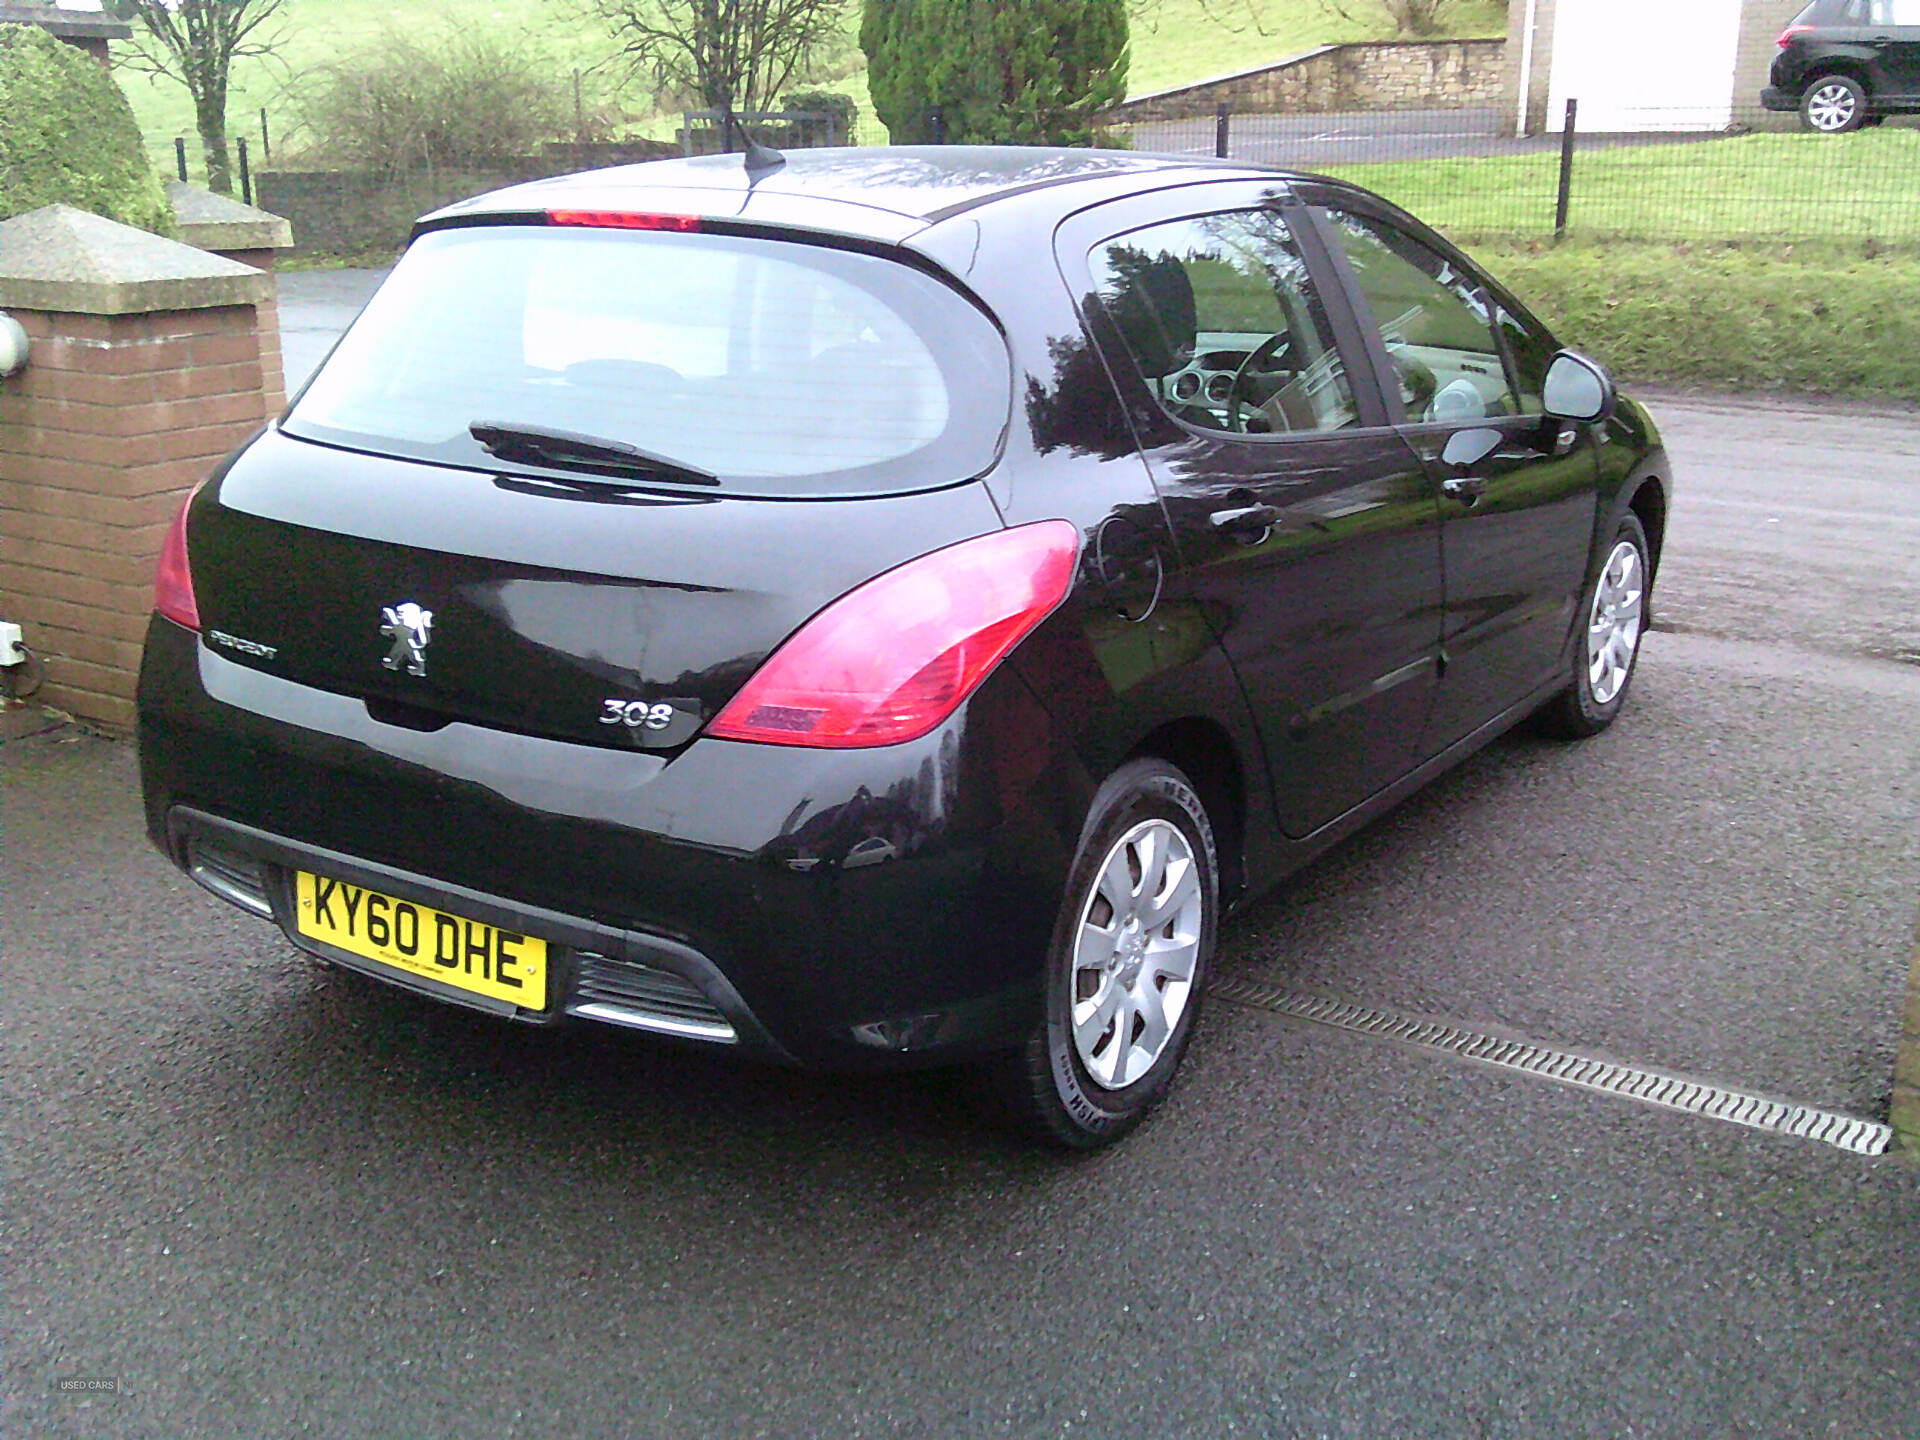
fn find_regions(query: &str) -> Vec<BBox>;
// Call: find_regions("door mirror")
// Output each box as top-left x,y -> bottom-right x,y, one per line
1542,351 -> 1615,423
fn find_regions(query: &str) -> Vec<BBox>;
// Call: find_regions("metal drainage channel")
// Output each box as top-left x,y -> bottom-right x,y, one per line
1209,977 -> 1894,1158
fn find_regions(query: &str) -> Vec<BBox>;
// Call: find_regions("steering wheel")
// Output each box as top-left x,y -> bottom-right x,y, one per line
1225,331 -> 1294,434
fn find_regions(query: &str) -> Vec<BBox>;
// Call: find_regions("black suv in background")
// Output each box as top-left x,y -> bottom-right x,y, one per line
1764,0 -> 1920,131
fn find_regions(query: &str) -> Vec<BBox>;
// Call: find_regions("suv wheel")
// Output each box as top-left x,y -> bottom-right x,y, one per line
987,758 -> 1218,1150
1802,75 -> 1868,133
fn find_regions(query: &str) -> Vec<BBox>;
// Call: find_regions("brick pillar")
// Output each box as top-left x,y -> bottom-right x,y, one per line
209,250 -> 285,413
0,204 -> 276,730
1894,920 -> 1920,1160
166,180 -> 294,412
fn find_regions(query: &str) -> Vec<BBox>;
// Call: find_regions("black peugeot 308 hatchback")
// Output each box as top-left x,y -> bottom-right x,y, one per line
138,147 -> 1670,1148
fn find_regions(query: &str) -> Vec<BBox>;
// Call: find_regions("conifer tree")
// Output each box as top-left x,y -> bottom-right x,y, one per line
863,0 -> 1128,147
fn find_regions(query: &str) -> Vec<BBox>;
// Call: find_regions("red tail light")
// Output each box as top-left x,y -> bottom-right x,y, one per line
547,209 -> 702,232
708,521 -> 1080,748
1777,24 -> 1813,46
153,488 -> 200,631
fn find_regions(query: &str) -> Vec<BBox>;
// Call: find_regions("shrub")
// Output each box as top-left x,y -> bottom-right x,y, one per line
0,24 -> 172,233
863,0 -> 1128,147
289,23 -> 571,176
782,87 -> 859,144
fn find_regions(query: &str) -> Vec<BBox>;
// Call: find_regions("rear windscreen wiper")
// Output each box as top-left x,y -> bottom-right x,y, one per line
469,422 -> 719,487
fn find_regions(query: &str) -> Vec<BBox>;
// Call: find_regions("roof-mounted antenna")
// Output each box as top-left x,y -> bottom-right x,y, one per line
743,133 -> 786,175
721,106 -> 785,177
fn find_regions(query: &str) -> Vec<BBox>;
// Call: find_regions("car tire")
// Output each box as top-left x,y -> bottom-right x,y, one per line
988,758 -> 1218,1150
1538,512 -> 1650,740
1801,75 -> 1868,133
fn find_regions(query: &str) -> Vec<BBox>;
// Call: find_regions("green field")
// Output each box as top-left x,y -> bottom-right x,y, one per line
1477,239 -> 1920,400
117,0 -> 660,179
1321,128 -> 1920,247
115,0 -> 1508,182
1115,0 -> 1506,96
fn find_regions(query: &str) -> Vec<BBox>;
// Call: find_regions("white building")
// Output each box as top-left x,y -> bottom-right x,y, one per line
1510,0 -> 1805,132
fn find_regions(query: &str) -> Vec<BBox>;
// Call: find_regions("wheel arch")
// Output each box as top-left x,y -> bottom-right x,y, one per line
1804,63 -> 1874,97
1125,716 -> 1247,906
1627,478 -> 1667,582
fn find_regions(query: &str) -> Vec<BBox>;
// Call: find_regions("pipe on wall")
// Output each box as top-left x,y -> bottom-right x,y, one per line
1517,0 -> 1541,137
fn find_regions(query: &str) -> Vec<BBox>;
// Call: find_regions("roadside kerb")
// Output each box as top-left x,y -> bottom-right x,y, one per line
1894,912 -> 1920,1158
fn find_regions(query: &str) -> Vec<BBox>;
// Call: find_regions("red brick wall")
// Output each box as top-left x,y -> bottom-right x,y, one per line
0,304 -> 273,728
210,248 -> 287,412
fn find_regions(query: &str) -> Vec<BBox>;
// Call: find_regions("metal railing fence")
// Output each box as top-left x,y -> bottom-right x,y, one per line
1103,102 -> 1920,248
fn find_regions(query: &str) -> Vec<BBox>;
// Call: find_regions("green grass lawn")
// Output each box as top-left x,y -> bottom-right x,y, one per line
117,0 -> 656,180
116,0 -> 1508,183
1121,0 -> 1506,96
1476,239 -> 1920,400
1321,128 -> 1920,247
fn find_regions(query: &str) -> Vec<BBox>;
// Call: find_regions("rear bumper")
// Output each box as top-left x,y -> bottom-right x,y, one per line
1760,86 -> 1798,112
138,618 -> 1086,1070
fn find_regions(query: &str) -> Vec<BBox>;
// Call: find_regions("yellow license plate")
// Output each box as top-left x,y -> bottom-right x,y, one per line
294,872 -> 547,1010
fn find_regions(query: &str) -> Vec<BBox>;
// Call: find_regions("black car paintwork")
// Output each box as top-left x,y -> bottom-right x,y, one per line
197,428 -> 1008,749
1050,184 -> 1446,841
1294,188 -> 1601,756
141,621 -> 1070,1067
1763,0 -> 1920,117
138,148 -> 1671,1070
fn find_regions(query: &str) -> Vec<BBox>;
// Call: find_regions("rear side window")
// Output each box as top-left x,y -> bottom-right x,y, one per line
1090,209 -> 1359,437
285,226 -> 1010,495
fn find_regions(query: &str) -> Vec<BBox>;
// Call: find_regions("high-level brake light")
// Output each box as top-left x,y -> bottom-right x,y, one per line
547,210 -> 703,232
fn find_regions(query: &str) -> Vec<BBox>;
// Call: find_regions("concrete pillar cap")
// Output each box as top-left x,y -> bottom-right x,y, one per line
166,180 -> 295,254
0,203 -> 272,315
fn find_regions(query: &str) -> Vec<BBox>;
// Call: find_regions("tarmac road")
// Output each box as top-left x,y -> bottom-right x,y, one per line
5,390 -> 1918,1437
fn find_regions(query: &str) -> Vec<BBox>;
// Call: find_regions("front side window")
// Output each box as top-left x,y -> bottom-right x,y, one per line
1494,305 -> 1558,415
1091,209 -> 1358,437
1321,210 -> 1519,426
286,226 -> 1010,495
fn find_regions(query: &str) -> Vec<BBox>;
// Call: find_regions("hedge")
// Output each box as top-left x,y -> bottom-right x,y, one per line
0,24 -> 172,234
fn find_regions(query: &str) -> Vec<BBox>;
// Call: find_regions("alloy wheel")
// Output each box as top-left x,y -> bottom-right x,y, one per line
1070,817 -> 1204,1090
1586,539 -> 1645,707
1806,82 -> 1859,131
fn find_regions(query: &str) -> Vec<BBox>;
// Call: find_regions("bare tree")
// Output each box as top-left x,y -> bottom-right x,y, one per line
577,0 -> 850,122
1126,0 -> 1271,34
1313,0 -> 1476,37
110,0 -> 284,195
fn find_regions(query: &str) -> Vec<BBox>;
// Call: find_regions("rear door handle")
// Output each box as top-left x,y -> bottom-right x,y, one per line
1440,476 -> 1488,505
1210,502 -> 1281,543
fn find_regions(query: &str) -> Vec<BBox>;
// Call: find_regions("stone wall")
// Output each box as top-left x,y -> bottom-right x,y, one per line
259,141 -> 677,257
1107,40 -> 1507,125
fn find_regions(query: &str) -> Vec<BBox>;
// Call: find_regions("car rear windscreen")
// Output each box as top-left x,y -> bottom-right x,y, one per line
283,225 -> 1011,496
